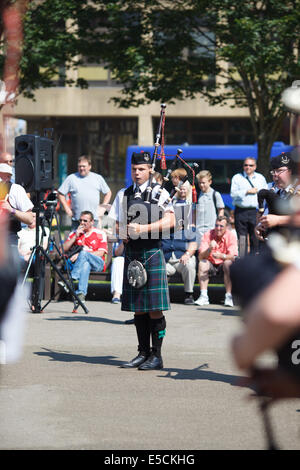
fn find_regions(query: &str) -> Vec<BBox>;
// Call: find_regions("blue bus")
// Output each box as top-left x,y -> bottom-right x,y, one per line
126,142 -> 293,209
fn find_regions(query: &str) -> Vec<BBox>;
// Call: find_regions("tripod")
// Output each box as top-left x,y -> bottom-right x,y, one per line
22,191 -> 88,314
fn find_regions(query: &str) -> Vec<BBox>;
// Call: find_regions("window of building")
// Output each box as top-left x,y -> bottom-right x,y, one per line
153,117 -> 290,146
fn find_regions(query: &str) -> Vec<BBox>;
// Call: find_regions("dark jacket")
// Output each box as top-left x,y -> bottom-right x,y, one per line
162,226 -> 196,262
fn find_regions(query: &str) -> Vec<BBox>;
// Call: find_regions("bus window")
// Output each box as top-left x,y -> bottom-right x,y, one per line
202,159 -> 244,194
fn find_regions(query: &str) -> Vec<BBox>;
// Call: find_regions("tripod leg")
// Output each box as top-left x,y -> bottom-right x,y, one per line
49,216 -> 77,299
31,245 -> 43,313
41,248 -> 89,314
259,398 -> 279,450
22,247 -> 36,288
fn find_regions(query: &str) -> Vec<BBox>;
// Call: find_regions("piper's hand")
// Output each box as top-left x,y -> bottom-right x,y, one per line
255,222 -> 265,241
128,222 -> 142,236
259,214 -> 279,230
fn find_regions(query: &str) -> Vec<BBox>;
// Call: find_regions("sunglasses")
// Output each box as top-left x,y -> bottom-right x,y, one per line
79,218 -> 90,223
270,168 -> 288,176
215,224 -> 226,228
244,164 -> 255,167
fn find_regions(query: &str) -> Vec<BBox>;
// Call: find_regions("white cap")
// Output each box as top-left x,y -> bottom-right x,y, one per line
0,163 -> 13,174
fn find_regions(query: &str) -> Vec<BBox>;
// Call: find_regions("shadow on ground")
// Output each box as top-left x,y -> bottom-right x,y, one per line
34,348 -> 247,389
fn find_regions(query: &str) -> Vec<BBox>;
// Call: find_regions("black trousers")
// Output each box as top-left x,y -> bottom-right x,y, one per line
234,207 -> 258,255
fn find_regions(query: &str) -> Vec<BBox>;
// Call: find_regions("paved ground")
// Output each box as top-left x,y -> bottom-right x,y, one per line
0,297 -> 300,450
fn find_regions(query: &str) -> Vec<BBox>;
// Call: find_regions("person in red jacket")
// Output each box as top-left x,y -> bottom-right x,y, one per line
63,210 -> 107,305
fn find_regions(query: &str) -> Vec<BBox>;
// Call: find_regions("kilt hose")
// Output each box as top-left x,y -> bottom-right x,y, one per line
121,245 -> 171,313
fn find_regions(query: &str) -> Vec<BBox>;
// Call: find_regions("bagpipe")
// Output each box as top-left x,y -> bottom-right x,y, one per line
257,181 -> 300,217
257,186 -> 279,216
127,104 -> 200,229
256,179 -> 300,243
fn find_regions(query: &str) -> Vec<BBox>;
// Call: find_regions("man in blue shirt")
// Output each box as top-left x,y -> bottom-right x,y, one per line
230,157 -> 267,255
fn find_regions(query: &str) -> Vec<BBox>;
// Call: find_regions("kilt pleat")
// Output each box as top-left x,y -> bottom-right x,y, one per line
121,246 -> 170,312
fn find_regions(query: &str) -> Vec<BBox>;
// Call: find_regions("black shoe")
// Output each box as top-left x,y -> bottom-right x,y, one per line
124,317 -> 135,324
138,354 -> 163,370
73,293 -> 86,312
120,353 -> 149,368
184,296 -> 194,305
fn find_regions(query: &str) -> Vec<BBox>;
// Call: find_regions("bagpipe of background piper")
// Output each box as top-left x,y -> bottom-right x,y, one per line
144,103 -> 166,204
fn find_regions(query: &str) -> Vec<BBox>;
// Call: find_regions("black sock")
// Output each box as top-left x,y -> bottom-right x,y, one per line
134,314 -> 151,355
150,316 -> 166,358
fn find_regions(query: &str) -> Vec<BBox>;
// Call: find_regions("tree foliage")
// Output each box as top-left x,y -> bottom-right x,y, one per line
100,0 -> 300,172
1,0 -> 300,172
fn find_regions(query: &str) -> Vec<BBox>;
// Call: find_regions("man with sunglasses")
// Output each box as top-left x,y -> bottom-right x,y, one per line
63,210 -> 107,306
255,152 -> 299,240
230,157 -> 267,255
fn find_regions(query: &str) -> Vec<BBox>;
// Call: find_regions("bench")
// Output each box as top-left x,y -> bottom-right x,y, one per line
45,232 -> 225,301
52,237 -> 117,292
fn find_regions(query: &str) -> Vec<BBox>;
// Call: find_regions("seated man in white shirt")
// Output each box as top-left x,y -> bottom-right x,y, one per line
18,213 -> 49,268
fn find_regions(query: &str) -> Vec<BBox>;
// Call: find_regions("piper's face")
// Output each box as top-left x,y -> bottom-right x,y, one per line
131,164 -> 151,186
272,167 -> 292,189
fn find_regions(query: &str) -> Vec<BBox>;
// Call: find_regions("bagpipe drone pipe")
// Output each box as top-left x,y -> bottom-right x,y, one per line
127,104 -> 200,230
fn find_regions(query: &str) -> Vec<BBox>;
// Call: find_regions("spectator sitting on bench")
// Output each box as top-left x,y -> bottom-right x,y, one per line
18,213 -> 49,271
195,215 -> 238,308
63,210 -> 108,306
162,181 -> 197,305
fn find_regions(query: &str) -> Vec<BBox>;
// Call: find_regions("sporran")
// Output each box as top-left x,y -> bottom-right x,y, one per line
127,260 -> 147,289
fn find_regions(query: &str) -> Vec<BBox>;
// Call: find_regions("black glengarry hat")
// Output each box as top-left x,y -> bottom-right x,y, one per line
270,152 -> 296,174
131,151 -> 151,165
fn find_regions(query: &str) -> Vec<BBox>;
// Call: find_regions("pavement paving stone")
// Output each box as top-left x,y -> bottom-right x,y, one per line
0,299 -> 299,450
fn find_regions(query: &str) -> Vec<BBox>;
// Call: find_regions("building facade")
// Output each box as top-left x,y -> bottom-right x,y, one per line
3,77 -> 291,198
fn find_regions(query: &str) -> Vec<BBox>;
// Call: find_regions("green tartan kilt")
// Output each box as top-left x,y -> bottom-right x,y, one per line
121,245 -> 171,313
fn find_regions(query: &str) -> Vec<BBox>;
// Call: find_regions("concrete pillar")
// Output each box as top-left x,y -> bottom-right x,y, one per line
138,114 -> 153,146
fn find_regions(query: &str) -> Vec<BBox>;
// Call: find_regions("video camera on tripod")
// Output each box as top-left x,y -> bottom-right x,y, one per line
42,190 -> 59,223
15,130 -> 88,314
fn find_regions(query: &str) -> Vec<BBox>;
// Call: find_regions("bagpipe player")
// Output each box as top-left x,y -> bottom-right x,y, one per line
230,152 -> 300,402
108,151 -> 175,370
